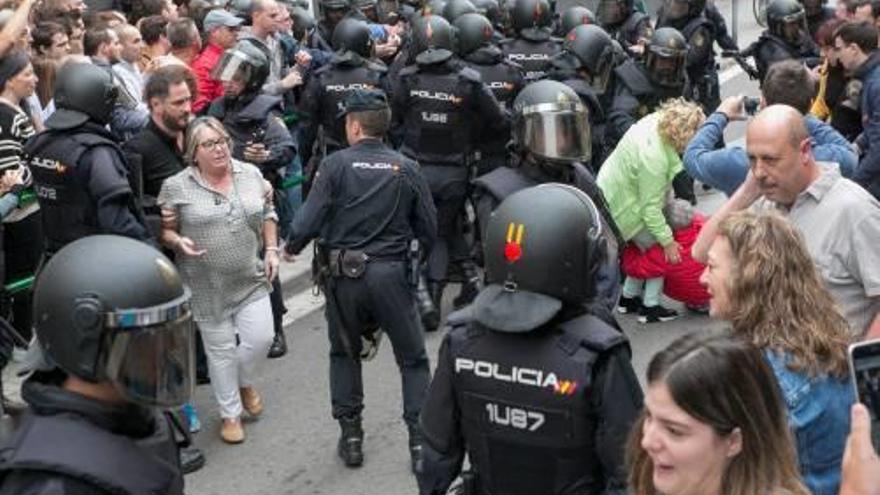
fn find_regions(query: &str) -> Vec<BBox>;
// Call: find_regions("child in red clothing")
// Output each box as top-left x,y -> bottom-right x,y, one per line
619,199 -> 710,321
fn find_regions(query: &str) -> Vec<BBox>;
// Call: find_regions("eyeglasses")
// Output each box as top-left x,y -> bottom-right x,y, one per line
199,137 -> 231,151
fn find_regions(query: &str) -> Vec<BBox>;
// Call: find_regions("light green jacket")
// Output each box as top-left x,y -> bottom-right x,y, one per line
597,112 -> 681,247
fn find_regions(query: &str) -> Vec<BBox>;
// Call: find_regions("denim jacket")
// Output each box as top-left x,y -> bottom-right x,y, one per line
764,349 -> 854,495
683,113 -> 857,196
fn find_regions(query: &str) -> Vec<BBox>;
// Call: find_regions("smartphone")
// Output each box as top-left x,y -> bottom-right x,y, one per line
849,339 -> 880,453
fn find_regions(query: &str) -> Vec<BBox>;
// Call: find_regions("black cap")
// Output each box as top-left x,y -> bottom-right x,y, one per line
337,88 -> 389,117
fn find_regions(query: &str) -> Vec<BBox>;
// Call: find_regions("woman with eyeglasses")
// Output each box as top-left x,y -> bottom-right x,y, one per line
158,116 -> 278,444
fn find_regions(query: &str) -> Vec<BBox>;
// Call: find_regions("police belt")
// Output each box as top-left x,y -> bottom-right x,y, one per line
325,248 -> 406,279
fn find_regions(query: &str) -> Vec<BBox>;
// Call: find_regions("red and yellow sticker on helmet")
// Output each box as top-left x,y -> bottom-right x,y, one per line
504,222 -> 525,263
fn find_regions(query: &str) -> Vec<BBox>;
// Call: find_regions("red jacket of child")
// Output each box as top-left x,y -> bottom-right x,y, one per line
620,215 -> 710,307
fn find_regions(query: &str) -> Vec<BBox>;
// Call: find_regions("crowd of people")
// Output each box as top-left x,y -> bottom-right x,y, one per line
0,0 -> 878,492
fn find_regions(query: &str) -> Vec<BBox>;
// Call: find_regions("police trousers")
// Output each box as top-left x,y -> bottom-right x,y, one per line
324,260 -> 430,426
421,164 -> 470,283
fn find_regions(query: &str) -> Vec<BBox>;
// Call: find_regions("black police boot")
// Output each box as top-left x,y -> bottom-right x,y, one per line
453,262 -> 482,309
407,424 -> 424,474
180,445 -> 206,474
416,276 -> 440,332
337,416 -> 364,467
267,330 -> 287,359
428,281 -> 445,325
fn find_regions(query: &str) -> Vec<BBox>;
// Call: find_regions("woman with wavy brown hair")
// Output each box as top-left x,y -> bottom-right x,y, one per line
700,210 -> 854,495
628,330 -> 809,495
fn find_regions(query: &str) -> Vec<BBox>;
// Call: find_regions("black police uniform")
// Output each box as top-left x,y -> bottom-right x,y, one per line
417,184 -> 642,495
25,121 -> 151,257
704,1 -> 738,51
500,34 -> 560,82
299,54 -> 390,174
391,58 -> 506,287
605,59 -> 685,148
743,30 -> 820,84
602,11 -> 651,57
656,12 -> 718,114
418,308 -> 641,495
462,46 -> 526,174
285,137 -> 437,434
0,370 -> 185,495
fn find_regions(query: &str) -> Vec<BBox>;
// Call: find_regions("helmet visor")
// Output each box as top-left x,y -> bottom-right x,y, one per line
103,291 -> 196,409
662,0 -> 689,21
588,50 -> 613,94
780,17 -> 806,44
518,102 -> 591,162
210,50 -> 258,83
597,0 -> 625,25
646,47 -> 686,87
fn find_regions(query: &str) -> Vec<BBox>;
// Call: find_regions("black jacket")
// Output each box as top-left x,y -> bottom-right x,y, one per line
285,138 -> 437,257
122,119 -> 185,199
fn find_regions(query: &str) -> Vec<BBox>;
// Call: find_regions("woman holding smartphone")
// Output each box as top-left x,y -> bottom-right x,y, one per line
698,210 -> 854,495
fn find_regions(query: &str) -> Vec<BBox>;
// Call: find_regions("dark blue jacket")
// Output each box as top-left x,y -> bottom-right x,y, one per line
854,51 -> 880,201
683,112 -> 857,196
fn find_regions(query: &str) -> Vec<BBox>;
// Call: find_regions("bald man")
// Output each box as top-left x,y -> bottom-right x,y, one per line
693,104 -> 880,340
113,24 -> 146,110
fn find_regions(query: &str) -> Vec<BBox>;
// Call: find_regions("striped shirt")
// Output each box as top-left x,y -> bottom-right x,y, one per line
0,101 -> 35,172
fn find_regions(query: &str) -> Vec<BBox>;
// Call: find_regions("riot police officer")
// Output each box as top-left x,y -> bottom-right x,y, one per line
283,89 -> 437,473
472,80 -> 621,314
557,5 -> 596,36
25,62 -> 151,259
606,27 -> 688,148
500,0 -> 561,82
596,0 -> 652,57
318,0 -> 354,45
742,0 -> 819,84
547,24 -> 619,170
209,42 -> 296,358
656,0 -> 719,114
0,235 -> 196,493
801,0 -> 834,41
454,12 -> 525,174
300,18 -> 389,187
391,14 -> 506,329
441,0 -> 476,21
417,184 -> 643,495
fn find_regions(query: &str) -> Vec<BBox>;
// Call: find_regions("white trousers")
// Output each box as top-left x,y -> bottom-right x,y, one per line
199,295 -> 274,419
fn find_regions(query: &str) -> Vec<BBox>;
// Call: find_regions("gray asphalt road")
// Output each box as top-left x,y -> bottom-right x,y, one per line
187,8 -> 764,494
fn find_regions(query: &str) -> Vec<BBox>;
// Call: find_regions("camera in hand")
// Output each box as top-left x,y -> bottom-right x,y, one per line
743,97 -> 760,116
849,339 -> 880,454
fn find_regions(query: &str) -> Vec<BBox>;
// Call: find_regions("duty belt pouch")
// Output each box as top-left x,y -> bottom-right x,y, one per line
340,250 -> 368,279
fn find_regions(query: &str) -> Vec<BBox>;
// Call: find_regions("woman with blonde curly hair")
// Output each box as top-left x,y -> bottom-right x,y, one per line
700,210 -> 854,495
597,97 -> 705,323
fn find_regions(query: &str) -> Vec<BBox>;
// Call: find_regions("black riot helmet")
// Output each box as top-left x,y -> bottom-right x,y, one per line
355,0 -> 380,22
46,62 -> 118,130
411,14 -> 456,64
477,184 -> 607,332
442,0 -> 477,20
332,18 -> 374,57
661,0 -> 706,23
562,24 -> 614,93
511,0 -> 552,37
512,80 -> 591,163
211,41 -> 271,94
767,0 -> 808,45
32,235 -> 196,408
560,5 -> 595,35
288,5 -> 317,40
597,0 -> 633,27
472,0 -> 502,29
454,12 -> 495,56
644,27 -> 688,88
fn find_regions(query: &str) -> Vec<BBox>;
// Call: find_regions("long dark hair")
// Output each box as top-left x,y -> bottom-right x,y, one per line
627,331 -> 809,495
